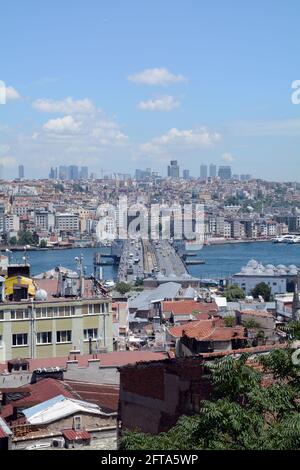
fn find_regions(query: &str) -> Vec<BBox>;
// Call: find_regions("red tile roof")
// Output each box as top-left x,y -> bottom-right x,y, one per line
62,429 -> 91,441
162,300 -> 218,316
239,309 -> 274,318
0,351 -> 170,374
199,343 -> 287,359
12,378 -> 74,408
168,319 -> 246,342
65,381 -> 119,412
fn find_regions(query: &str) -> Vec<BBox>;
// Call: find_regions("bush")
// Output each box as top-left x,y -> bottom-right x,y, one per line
224,284 -> 246,301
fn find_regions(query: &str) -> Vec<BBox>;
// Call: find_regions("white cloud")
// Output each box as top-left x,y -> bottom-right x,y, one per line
4,86 -> 21,101
0,145 -> 10,155
138,95 -> 180,111
33,97 -> 95,114
140,127 -> 221,156
0,156 -> 17,167
226,118 -> 300,137
221,152 -> 235,162
43,115 -> 82,133
128,68 -> 186,85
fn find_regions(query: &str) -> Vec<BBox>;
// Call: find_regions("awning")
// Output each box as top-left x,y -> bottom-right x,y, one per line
62,429 -> 91,441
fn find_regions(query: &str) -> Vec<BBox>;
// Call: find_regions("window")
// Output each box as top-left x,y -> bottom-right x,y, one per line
94,304 -> 100,314
83,328 -> 98,341
88,304 -> 94,315
12,333 -> 28,346
0,311 -> 3,321
36,332 -> 52,345
73,415 -> 82,430
10,310 -> 29,320
0,334 -> 2,347
56,330 -> 72,343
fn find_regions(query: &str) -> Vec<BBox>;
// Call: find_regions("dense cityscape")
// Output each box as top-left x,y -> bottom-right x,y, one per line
1,0 -> 300,459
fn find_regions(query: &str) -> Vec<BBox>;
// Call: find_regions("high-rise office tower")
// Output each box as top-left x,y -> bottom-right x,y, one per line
18,165 -> 24,179
200,164 -> 208,181
80,166 -> 89,179
218,165 -> 232,180
240,174 -> 252,181
68,165 -> 79,180
209,163 -> 217,178
49,167 -> 58,179
58,166 -> 68,180
167,160 -> 180,178
183,169 -> 190,180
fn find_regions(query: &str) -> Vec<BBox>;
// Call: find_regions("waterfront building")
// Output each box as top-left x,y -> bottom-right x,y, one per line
55,213 -> 80,232
35,210 -> 55,231
232,259 -> 299,295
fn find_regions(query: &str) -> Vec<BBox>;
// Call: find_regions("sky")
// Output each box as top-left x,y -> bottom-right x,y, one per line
1,0 -> 300,180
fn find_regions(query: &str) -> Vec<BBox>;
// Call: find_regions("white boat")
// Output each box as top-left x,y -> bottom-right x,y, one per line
273,234 -> 300,244
103,279 -> 115,288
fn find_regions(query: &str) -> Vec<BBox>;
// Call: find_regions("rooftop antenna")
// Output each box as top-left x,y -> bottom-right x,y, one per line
75,253 -> 85,297
5,248 -> 12,265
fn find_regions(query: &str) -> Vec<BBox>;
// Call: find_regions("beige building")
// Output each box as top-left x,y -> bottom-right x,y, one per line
0,271 -> 113,362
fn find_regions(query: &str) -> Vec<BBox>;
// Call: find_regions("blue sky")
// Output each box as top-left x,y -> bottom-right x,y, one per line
1,0 -> 300,180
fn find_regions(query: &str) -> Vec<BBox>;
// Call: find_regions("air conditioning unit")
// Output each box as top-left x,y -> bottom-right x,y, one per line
51,437 -> 65,449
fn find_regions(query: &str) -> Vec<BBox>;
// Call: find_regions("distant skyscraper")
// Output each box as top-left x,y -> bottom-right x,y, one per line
49,167 -> 58,179
183,169 -> 190,180
200,164 -> 208,181
167,160 -> 179,178
218,165 -> 232,180
240,174 -> 252,181
58,166 -> 67,180
68,165 -> 79,180
18,165 -> 24,179
209,163 -> 217,178
80,166 -> 89,179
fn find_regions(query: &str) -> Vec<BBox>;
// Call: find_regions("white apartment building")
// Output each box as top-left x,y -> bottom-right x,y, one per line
55,213 -> 80,232
4,214 -> 20,233
35,211 -> 55,231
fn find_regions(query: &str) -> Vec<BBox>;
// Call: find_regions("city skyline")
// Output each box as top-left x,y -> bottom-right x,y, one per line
1,1 -> 300,181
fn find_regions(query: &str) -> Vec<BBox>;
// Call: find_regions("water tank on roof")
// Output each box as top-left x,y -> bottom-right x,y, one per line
35,288 -> 48,301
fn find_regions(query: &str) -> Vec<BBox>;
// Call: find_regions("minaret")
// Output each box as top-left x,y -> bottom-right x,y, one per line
292,272 -> 300,321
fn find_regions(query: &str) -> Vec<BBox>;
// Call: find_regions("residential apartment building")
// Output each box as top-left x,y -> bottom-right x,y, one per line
0,267 -> 113,361
55,213 -> 80,232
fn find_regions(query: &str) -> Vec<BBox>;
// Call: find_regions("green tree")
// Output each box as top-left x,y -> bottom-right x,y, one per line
251,282 -> 272,301
242,319 -> 261,329
120,344 -> 300,450
224,284 -> 246,301
224,316 -> 235,327
9,236 -> 18,246
116,282 -> 132,295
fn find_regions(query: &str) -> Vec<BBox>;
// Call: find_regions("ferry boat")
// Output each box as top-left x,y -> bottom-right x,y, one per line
272,234 -> 300,244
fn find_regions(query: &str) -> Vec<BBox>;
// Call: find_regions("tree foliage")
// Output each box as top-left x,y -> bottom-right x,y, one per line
120,345 -> 300,450
116,281 -> 132,295
251,282 -> 272,301
224,284 -> 246,301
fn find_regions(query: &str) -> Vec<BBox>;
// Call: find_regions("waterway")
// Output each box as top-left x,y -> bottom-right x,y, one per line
3,242 -> 300,281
